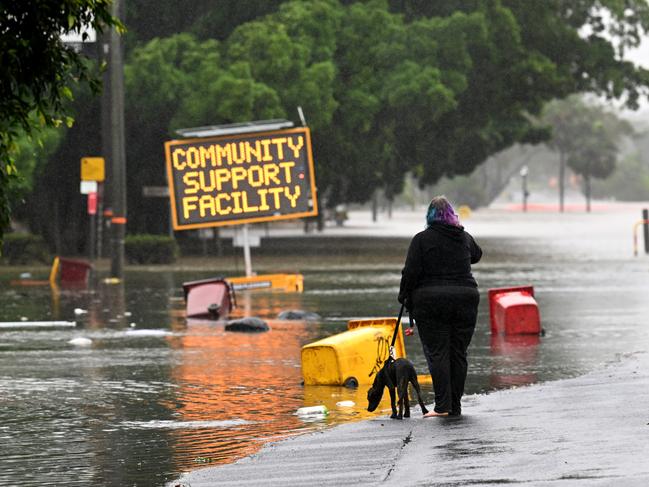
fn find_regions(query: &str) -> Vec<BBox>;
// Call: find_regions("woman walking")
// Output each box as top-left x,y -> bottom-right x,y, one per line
398,196 -> 482,417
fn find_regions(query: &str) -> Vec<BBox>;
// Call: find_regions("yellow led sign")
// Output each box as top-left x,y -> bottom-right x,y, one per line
164,127 -> 318,230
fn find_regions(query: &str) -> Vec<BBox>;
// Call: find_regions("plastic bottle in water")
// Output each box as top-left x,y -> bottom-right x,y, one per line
296,405 -> 328,416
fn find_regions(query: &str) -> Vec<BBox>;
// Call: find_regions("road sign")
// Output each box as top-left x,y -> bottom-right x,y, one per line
233,231 -> 261,248
164,127 -> 318,231
81,157 -> 105,181
80,180 -> 98,194
87,192 -> 97,215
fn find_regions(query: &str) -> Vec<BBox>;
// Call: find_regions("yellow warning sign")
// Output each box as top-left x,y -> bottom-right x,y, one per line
81,157 -> 105,182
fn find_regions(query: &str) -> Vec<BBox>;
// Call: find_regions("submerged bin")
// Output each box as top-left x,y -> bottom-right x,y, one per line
488,285 -> 540,335
182,277 -> 236,320
301,317 -> 406,387
58,257 -> 92,285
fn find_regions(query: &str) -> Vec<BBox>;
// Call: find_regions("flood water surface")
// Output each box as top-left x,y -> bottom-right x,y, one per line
2,213 -> 649,486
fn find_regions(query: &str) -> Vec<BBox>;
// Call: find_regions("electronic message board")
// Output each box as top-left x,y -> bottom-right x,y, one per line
164,127 -> 317,230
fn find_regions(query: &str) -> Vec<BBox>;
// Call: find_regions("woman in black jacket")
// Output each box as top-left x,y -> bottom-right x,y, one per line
398,196 -> 482,417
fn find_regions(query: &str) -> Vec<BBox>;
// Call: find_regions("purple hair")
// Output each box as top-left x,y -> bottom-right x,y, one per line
426,196 -> 460,227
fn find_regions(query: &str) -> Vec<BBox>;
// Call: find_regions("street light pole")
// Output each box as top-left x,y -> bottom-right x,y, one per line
109,0 -> 127,279
520,165 -> 529,213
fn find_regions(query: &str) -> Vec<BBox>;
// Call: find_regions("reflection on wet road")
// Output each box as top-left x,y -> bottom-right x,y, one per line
2,221 -> 649,485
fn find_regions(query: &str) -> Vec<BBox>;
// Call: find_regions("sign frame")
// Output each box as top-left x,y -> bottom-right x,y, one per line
164,127 -> 318,231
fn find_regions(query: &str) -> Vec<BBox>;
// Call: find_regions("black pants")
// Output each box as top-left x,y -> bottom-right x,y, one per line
412,286 -> 479,414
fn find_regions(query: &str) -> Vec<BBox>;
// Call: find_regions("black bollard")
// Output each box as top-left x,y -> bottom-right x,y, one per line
642,208 -> 649,254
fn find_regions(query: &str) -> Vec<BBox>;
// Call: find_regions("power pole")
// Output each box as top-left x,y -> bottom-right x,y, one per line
99,32 -> 111,260
109,0 -> 127,279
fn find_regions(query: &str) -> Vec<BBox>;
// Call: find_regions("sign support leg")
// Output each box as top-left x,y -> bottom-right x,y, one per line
242,224 -> 253,277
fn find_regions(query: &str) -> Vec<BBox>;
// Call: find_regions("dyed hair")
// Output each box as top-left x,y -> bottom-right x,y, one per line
426,196 -> 460,227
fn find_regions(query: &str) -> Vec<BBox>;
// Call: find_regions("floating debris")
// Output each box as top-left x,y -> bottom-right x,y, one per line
124,329 -> 171,337
123,419 -> 254,429
0,321 -> 76,329
336,401 -> 355,408
277,309 -> 322,321
296,405 -> 329,417
73,308 -> 88,316
68,337 -> 92,346
225,317 -> 269,333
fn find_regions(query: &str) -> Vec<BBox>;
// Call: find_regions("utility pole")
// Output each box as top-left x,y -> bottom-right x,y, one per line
99,31 -> 111,260
109,0 -> 127,279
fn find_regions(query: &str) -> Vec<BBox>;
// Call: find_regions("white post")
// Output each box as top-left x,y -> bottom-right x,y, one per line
242,224 -> 253,277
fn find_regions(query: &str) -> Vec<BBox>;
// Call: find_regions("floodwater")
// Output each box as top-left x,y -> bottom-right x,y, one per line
2,208 -> 649,486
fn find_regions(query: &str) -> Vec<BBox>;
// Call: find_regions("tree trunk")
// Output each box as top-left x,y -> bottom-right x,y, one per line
585,173 -> 591,213
559,151 -> 565,213
372,190 -> 378,222
411,175 -> 417,211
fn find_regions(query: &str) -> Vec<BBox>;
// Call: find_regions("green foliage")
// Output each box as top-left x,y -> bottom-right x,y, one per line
125,34 -> 220,123
171,61 -> 287,129
14,0 -> 649,251
543,96 -> 630,180
117,0 -> 649,214
542,95 -> 631,209
1,233 -> 50,265
10,126 -> 67,215
0,0 -> 121,248
125,235 -> 179,264
429,173 -> 488,210
592,153 -> 649,201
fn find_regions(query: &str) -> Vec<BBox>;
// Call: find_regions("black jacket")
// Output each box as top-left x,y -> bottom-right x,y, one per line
398,222 -> 482,305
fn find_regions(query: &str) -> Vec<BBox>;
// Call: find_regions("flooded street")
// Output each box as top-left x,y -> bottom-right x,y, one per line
2,207 -> 649,486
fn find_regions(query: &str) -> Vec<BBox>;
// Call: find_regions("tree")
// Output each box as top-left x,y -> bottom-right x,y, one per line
567,111 -> 631,212
0,0 -> 121,247
10,126 -> 66,222
385,0 -> 649,188
542,96 -> 630,211
17,0 -> 649,249
592,152 -> 649,202
318,2 -> 472,208
103,0 -> 649,224
124,0 -> 285,47
429,144 -> 544,209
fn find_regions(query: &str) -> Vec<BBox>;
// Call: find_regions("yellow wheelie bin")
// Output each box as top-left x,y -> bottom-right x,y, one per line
301,317 -> 406,387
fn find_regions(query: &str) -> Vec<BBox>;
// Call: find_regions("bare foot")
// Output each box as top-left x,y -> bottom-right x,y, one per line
423,411 -> 449,418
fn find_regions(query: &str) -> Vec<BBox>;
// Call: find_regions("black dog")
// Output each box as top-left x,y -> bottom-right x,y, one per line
367,358 -> 429,419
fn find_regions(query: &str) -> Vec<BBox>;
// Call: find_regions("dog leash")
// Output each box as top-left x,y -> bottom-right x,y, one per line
389,303 -> 405,360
